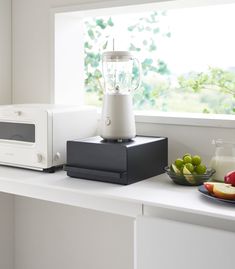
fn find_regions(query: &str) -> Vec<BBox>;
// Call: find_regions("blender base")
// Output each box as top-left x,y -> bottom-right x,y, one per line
64,136 -> 168,185
102,138 -> 133,143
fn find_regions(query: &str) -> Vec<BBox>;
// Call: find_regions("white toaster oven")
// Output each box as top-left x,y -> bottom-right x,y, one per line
0,104 -> 97,171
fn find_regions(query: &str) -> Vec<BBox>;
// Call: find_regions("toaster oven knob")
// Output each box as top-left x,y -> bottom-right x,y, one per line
54,152 -> 61,161
36,153 -> 43,163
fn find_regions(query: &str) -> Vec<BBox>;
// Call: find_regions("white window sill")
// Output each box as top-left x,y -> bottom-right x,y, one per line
97,109 -> 235,128
134,111 -> 235,129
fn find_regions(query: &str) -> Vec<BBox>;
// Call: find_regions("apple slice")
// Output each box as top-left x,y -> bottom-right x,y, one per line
183,166 -> 196,185
171,164 -> 181,175
213,184 -> 235,200
204,182 -> 214,194
203,182 -> 230,195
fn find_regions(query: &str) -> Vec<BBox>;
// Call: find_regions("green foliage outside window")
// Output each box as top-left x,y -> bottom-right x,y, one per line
84,12 -> 235,115
178,67 -> 235,114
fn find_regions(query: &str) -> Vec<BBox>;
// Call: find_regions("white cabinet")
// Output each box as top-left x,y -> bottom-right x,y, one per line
137,216 -> 235,269
0,193 -> 14,269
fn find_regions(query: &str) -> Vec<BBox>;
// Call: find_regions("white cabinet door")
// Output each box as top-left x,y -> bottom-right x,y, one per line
0,193 -> 14,269
137,216 -> 235,269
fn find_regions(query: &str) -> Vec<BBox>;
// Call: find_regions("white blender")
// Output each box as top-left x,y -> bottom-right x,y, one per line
100,51 -> 140,141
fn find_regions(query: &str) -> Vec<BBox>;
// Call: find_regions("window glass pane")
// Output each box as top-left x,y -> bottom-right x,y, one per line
83,3 -> 235,115
0,122 -> 35,142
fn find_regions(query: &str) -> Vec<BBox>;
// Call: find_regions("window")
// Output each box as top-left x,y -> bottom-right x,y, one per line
0,122 -> 35,142
54,1 -> 235,115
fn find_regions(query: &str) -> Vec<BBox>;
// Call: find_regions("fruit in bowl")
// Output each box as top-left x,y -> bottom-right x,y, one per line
165,153 -> 215,186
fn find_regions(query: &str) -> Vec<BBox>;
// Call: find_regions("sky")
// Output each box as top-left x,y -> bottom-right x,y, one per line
87,2 -> 235,75
165,4 -> 235,73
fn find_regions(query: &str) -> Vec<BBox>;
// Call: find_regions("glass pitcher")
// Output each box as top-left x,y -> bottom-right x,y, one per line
210,139 -> 235,182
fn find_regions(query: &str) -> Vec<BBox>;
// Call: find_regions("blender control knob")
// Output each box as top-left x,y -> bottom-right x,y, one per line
105,117 -> 111,126
14,111 -> 22,116
36,153 -> 43,163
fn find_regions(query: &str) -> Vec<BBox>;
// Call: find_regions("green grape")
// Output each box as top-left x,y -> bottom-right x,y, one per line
192,155 -> 201,166
195,164 -> 206,175
183,155 -> 192,164
183,153 -> 191,159
175,158 -> 184,168
185,163 -> 194,173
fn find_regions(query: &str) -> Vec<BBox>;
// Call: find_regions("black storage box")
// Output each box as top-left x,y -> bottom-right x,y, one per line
65,136 -> 168,185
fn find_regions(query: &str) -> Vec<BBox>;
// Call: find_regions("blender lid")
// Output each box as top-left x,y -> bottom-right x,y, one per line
102,51 -> 133,62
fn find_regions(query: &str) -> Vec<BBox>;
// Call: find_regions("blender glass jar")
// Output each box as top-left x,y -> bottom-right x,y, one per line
102,51 -> 140,94
210,139 -> 235,182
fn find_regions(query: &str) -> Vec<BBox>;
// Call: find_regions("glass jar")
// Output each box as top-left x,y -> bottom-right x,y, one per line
102,51 -> 140,94
210,139 -> 235,182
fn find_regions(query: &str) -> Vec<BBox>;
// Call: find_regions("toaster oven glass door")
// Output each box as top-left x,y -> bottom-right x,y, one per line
0,122 -> 35,142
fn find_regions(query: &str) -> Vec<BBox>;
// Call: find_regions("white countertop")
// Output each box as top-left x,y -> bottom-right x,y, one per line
0,165 -> 234,220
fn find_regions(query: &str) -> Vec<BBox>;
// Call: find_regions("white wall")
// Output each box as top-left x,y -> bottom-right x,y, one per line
54,13 -> 85,104
0,0 -> 12,104
137,122 -> 235,165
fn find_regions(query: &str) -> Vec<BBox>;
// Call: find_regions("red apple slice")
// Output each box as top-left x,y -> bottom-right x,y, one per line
203,182 -> 230,195
204,182 -> 214,194
213,184 -> 235,200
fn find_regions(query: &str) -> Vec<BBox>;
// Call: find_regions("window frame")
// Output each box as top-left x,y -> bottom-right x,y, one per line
51,0 -> 235,129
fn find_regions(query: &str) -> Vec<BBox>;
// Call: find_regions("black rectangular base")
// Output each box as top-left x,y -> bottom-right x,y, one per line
65,136 -> 168,185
